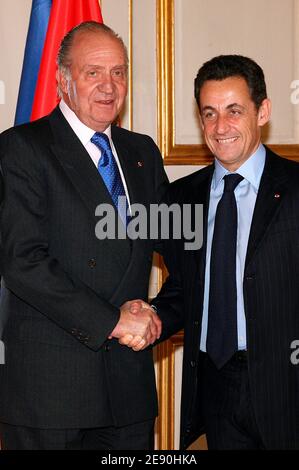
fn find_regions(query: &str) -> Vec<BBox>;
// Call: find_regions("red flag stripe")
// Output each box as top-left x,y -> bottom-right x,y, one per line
31,0 -> 103,121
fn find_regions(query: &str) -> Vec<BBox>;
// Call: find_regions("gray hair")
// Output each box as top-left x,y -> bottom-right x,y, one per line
57,21 -> 128,98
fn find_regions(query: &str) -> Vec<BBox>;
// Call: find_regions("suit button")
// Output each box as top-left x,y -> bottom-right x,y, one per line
194,320 -> 199,326
88,258 -> 97,268
190,361 -> 196,368
245,274 -> 255,280
105,344 -> 110,352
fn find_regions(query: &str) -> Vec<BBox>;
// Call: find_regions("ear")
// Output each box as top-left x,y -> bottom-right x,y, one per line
257,98 -> 271,127
56,69 -> 68,95
198,110 -> 205,131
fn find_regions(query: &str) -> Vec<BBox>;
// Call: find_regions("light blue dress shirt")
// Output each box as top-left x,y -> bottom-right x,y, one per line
200,144 -> 266,352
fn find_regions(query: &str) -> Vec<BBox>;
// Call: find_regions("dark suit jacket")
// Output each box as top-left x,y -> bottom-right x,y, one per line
0,162 -> 2,277
154,147 -> 299,449
0,106 -> 168,428
0,164 -> 3,204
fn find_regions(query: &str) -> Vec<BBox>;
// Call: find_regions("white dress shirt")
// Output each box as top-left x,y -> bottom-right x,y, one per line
59,100 -> 131,207
200,144 -> 266,352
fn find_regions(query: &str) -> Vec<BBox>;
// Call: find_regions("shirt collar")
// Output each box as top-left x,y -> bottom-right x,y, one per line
59,100 -> 112,146
213,143 -> 266,191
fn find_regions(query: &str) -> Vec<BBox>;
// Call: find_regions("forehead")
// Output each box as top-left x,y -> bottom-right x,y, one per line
70,31 -> 126,65
199,76 -> 252,107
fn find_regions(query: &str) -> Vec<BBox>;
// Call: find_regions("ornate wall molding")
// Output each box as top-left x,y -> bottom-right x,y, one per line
156,330 -> 184,450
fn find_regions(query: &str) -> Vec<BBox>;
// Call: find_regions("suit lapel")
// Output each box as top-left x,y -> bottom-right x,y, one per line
48,107 -> 131,266
49,107 -> 115,219
188,166 -> 214,289
245,148 -> 289,268
179,166 -> 213,327
108,127 -> 154,302
198,167 -> 214,280
111,127 -> 148,207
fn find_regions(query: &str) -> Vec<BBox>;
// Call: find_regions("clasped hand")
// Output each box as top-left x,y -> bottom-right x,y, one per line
109,300 -> 162,351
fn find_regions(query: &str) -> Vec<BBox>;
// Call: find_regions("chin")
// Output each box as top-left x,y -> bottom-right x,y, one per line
217,148 -> 242,159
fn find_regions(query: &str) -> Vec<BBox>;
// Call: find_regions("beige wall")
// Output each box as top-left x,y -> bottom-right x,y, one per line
174,0 -> 299,145
0,0 -> 32,131
2,1 -> 299,154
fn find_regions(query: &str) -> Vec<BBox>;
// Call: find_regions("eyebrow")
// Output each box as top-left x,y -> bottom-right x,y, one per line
83,64 -> 127,70
201,103 -> 245,112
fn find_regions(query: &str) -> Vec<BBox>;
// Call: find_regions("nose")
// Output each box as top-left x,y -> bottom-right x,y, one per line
215,114 -> 229,134
98,72 -> 114,93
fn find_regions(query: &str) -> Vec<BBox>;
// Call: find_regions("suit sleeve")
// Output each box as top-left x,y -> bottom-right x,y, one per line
140,134 -> 169,205
0,160 -> 3,203
0,130 -> 120,351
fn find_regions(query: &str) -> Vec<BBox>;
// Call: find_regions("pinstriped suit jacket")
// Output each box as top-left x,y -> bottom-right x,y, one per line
154,147 -> 299,449
0,106 -> 168,428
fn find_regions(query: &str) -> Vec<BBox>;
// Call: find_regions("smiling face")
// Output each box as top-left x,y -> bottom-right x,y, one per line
58,30 -> 128,131
199,76 -> 271,171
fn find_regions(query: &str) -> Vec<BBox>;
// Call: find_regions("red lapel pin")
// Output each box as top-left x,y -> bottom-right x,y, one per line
137,161 -> 143,167
274,193 -> 281,199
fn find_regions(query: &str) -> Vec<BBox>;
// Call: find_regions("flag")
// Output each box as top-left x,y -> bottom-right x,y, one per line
15,0 -> 103,125
15,0 -> 52,125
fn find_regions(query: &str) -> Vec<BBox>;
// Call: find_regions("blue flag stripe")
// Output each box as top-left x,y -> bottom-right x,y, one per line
14,0 -> 52,125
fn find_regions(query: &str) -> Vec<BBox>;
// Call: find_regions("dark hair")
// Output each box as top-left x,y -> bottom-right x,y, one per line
194,55 -> 267,110
57,21 -> 128,71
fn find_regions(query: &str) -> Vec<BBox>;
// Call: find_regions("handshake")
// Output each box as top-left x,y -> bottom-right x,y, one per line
108,300 -> 161,351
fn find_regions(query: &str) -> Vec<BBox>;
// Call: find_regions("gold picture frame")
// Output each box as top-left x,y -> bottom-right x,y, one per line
157,0 -> 299,165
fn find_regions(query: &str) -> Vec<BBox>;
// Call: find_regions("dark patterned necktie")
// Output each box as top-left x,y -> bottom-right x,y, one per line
206,173 -> 244,369
91,132 -> 128,226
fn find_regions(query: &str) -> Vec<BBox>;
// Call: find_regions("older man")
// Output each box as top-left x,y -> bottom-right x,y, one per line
0,22 -> 167,450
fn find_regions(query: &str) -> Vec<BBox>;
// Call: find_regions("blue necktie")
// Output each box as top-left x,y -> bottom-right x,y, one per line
207,173 -> 244,369
91,132 -> 128,226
